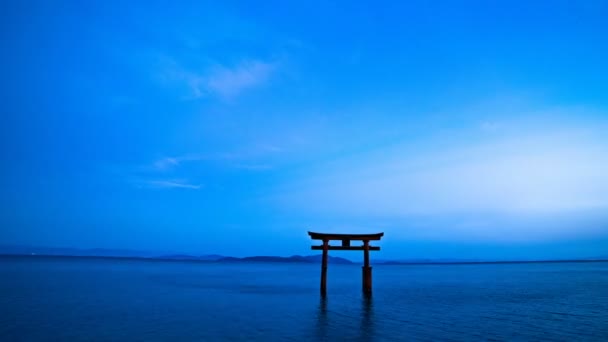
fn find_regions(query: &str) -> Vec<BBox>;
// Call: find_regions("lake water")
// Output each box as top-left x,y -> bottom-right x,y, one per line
1,256 -> 607,341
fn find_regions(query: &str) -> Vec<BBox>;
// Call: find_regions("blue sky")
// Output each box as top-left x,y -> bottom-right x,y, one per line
1,0 -> 607,259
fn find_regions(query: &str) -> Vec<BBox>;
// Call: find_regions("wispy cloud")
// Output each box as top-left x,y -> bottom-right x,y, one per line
162,59 -> 276,100
206,60 -> 275,99
136,148 -> 276,191
153,157 -> 181,170
151,143 -> 284,172
152,154 -> 275,172
233,163 -> 273,171
151,155 -> 206,171
142,179 -> 202,190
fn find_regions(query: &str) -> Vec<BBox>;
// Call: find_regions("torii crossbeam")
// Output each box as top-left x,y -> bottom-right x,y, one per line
308,231 -> 384,296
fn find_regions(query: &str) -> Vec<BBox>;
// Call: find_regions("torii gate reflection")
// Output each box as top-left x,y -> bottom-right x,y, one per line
308,231 -> 384,296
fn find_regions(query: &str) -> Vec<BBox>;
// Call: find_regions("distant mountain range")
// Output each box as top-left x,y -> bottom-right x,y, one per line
0,245 -> 162,258
0,245 -> 353,264
215,255 -> 352,264
1,245 -> 606,265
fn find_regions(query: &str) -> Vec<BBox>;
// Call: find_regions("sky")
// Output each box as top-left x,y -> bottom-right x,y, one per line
1,0 -> 607,260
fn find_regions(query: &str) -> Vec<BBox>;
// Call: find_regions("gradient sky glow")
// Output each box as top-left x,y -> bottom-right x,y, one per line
1,0 -> 608,259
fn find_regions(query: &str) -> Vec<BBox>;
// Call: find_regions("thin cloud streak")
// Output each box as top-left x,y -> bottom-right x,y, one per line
161,58 -> 276,100
233,163 -> 273,171
206,60 -> 275,99
151,144 -> 285,171
143,180 -> 202,190
153,157 -> 181,171
152,156 -> 274,172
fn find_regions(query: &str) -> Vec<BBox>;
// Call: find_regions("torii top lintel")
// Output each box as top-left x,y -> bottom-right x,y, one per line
307,231 -> 384,241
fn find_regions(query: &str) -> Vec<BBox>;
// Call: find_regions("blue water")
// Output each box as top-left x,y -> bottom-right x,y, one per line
1,257 -> 607,341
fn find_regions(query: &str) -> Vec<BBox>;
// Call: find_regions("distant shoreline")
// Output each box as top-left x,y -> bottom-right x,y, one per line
1,253 -> 607,266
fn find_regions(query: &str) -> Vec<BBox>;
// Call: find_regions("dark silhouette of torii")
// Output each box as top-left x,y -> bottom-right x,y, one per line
308,231 -> 384,296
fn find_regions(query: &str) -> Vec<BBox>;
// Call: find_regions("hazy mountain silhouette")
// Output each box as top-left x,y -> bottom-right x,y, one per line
160,254 -> 225,261
219,255 -> 352,264
1,245 -> 606,264
0,245 -> 352,264
0,245 -> 159,258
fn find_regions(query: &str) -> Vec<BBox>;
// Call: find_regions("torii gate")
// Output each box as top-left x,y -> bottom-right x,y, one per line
308,231 -> 384,296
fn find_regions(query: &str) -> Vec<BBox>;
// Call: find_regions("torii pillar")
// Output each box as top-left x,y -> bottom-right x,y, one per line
308,231 -> 384,296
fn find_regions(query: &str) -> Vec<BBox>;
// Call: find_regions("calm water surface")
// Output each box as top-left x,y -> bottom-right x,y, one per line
1,256 -> 607,341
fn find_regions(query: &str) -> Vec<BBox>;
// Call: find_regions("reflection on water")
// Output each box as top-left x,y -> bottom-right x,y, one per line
316,294 -> 375,341
315,296 -> 328,340
360,294 -> 374,341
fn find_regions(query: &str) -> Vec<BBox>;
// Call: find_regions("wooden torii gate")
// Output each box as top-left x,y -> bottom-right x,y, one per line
308,231 -> 384,296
